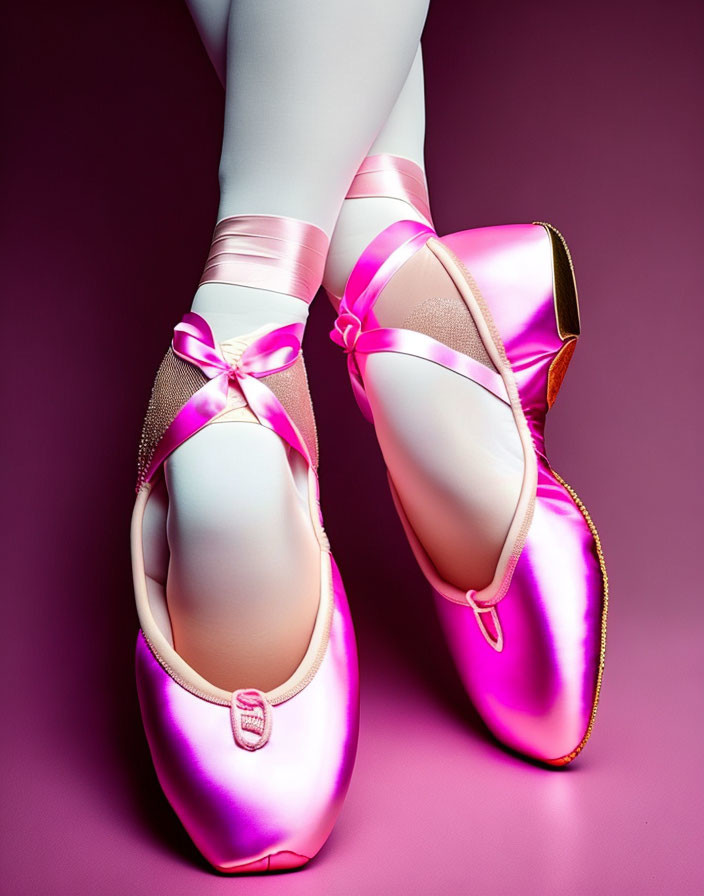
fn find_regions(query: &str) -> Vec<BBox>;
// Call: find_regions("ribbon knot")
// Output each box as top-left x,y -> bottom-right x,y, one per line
225,359 -> 247,386
328,306 -> 375,422
330,309 -> 362,353
172,312 -> 303,384
142,312 -> 311,483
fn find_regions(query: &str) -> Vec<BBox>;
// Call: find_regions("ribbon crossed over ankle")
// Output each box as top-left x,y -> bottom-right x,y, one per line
329,220 -> 514,649
330,221 -> 510,423
144,312 -> 310,482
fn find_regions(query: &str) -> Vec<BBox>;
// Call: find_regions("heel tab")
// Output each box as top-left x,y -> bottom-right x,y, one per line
547,338 -> 577,408
534,222 -> 581,340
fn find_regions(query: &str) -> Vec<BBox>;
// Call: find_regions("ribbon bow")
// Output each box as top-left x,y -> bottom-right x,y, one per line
330,308 -> 362,354
144,312 -> 309,482
329,304 -> 375,422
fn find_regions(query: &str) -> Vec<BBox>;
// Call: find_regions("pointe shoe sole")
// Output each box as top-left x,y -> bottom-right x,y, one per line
214,850 -> 309,874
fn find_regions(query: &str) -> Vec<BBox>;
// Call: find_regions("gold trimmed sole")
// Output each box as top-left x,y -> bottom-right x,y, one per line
432,222 -> 607,765
537,222 -> 608,766
547,473 -> 609,766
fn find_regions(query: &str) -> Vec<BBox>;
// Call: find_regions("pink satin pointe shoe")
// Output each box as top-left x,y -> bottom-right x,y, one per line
330,159 -> 607,764
131,221 -> 358,871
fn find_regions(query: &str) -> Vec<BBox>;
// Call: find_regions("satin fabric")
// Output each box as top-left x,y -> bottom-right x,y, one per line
332,221 -> 606,764
200,215 -> 328,303
135,303 -> 360,868
136,558 -> 359,871
333,318 -> 510,421
436,225 -> 605,763
346,154 -> 433,226
144,313 -> 310,483
330,222 -> 504,393
325,156 -> 434,309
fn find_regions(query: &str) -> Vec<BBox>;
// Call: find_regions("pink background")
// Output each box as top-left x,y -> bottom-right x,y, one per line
2,1 -> 702,893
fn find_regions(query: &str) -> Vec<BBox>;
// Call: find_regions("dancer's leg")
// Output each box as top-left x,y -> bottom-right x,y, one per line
323,46 -> 430,298
183,1 -> 521,597
184,7 -> 429,296
146,0 -> 429,692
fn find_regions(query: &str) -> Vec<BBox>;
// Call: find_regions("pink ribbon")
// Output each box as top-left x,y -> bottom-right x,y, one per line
330,221 -> 510,421
331,316 -> 509,414
331,219 -> 516,636
200,216 -> 328,304
346,154 -> 433,227
144,312 -> 309,482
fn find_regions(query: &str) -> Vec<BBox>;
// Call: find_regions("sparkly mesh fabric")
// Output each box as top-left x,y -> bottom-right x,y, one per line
136,348 -> 208,489
136,348 -> 319,489
374,245 -> 498,372
261,356 -> 319,468
402,295 -> 495,368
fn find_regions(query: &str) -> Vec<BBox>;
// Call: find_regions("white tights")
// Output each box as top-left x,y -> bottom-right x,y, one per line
150,0 -> 523,692
145,0 -> 430,691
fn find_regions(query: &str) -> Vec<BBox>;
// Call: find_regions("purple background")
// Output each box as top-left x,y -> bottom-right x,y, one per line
2,1 -> 702,893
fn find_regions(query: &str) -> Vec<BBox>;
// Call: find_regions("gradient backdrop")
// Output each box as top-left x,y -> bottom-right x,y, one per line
2,1 -> 702,893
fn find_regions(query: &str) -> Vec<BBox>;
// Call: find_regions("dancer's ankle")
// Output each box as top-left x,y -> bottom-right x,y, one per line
190,212 -> 328,341
191,283 -> 309,343
323,196 -> 428,300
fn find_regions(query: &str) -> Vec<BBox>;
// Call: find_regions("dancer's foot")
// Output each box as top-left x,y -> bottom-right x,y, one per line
141,216 -> 327,692
331,216 -> 607,763
325,157 -> 523,592
133,310 -> 358,871
356,242 -> 524,591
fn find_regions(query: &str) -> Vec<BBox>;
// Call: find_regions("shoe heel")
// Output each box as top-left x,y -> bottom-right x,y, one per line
437,221 -> 582,421
534,222 -> 580,408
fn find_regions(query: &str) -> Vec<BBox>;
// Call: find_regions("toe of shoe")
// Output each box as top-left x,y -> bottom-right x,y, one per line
215,850 -> 310,875
434,562 -> 603,765
135,630 -> 359,870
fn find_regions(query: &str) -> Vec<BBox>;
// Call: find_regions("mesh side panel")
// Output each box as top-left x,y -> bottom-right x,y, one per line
136,348 -> 208,488
374,245 -> 498,372
402,294 -> 495,370
261,356 -> 319,468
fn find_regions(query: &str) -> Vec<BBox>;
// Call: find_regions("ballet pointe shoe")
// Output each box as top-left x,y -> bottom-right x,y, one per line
330,216 -> 607,765
132,312 -> 359,871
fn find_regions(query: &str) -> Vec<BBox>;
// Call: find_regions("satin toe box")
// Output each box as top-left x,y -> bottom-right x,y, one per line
435,472 -> 606,765
135,586 -> 359,872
